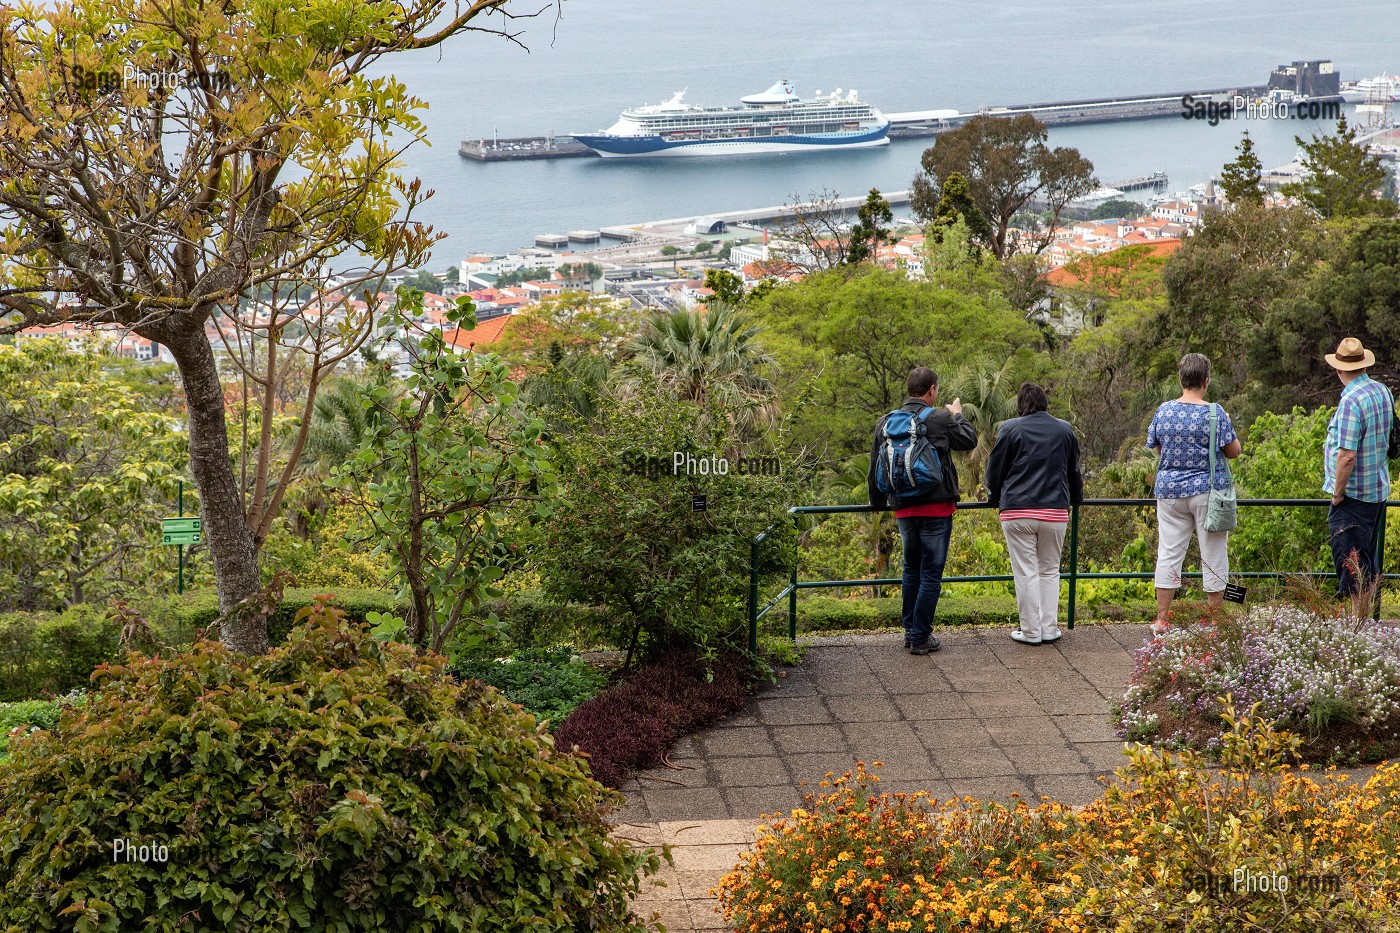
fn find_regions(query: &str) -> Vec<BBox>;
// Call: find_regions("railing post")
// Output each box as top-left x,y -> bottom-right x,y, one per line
1374,505 -> 1388,622
1066,502 -> 1080,629
748,537 -> 759,654
788,515 -> 799,641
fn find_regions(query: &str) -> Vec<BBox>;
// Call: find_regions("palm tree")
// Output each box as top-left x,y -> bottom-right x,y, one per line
618,306 -> 778,428
519,343 -> 612,433
942,357 -> 1020,494
303,376 -> 378,478
819,452 -> 899,598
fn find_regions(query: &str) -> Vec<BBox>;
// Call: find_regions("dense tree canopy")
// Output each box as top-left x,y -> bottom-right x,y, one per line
1283,117 -> 1396,220
748,267 -> 1041,461
1157,203 -> 1327,402
0,0 -> 540,652
0,339 -> 186,610
1250,218 -> 1400,407
910,114 -> 1097,259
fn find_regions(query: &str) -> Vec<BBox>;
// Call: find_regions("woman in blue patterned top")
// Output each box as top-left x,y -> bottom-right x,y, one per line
1145,353 -> 1242,635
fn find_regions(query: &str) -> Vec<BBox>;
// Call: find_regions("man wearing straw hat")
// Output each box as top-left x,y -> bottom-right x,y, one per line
1322,337 -> 1395,619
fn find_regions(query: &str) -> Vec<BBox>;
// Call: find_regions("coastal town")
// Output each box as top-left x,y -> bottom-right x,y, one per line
0,179 -> 1322,366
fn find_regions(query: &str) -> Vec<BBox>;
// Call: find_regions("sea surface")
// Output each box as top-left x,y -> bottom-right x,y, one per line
365,0 -> 1400,266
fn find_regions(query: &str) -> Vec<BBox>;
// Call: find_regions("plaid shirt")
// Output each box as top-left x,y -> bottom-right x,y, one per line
1323,374 -> 1394,503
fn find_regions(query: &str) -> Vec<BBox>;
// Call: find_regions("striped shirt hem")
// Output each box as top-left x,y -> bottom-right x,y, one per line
999,509 -> 1070,523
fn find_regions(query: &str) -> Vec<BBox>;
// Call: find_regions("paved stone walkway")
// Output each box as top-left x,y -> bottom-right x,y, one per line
616,622 -> 1149,930
617,622 -> 1144,826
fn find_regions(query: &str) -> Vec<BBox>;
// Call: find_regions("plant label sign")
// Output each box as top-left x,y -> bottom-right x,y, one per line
1223,583 -> 1247,604
691,494 -> 707,513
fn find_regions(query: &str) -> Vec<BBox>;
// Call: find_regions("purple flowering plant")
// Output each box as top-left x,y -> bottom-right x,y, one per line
1115,605 -> 1400,764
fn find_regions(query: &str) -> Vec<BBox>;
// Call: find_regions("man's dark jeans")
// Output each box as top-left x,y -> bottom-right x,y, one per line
1328,496 -> 1385,598
897,515 -> 953,645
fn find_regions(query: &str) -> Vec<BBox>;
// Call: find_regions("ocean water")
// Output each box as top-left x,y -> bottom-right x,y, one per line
367,0 -> 1400,264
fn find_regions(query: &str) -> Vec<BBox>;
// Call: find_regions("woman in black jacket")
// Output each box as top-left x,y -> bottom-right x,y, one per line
985,383 -> 1083,645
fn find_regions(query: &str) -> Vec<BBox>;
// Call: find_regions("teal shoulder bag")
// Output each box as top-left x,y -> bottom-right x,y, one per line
1206,403 -> 1238,533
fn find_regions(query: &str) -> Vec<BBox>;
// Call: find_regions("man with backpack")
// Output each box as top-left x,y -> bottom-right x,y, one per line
868,367 -> 978,654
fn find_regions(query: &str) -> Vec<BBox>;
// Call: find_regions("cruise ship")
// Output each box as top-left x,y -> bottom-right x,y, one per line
571,81 -> 890,157
1341,74 -> 1400,103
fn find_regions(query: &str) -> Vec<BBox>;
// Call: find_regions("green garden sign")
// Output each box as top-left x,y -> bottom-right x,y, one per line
161,517 -> 202,545
161,482 -> 196,593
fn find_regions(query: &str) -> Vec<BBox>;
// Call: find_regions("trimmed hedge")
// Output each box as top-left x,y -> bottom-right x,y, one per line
763,594 -> 1161,635
0,607 -> 119,702
143,587 -> 402,646
0,590 -> 403,703
150,589 -> 625,653
483,591 -> 626,651
779,594 -> 1020,633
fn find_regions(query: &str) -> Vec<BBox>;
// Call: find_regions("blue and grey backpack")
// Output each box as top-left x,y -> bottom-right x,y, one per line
874,407 -> 950,504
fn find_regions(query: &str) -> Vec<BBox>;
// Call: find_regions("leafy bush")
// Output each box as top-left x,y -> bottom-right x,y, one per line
141,587 -> 402,646
1116,604 -> 1400,763
716,707 -> 1400,932
539,382 -> 798,657
257,503 -> 395,591
0,339 -> 187,612
0,694 -> 82,762
1231,407 -> 1335,575
452,647 -> 610,728
0,606 -> 120,701
480,591 -> 628,650
555,650 -> 752,787
0,601 -> 663,931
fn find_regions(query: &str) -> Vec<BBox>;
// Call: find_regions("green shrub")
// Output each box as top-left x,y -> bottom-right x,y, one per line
0,600 -> 663,931
754,593 -> 1159,637
774,594 -> 1020,633
0,697 -> 75,762
141,587 -> 402,646
482,591 -> 628,650
452,646 -> 610,728
0,606 -> 119,701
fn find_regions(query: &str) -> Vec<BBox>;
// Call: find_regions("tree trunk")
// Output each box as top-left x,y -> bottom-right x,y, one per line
168,328 -> 268,653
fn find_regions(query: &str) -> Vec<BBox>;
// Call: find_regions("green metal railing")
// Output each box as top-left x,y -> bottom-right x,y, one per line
748,498 -> 1398,652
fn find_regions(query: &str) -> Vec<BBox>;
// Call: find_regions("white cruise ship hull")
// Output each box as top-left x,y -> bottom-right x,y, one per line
586,135 -> 890,158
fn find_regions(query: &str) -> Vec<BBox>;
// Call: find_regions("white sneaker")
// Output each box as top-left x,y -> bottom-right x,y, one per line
1040,628 -> 1063,643
1011,630 -> 1042,645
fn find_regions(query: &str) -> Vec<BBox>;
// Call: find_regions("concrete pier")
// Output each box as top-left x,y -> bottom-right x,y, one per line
461,84 -> 1269,161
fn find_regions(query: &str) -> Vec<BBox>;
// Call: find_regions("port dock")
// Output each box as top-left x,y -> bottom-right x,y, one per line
884,85 -> 1264,138
461,84 -> 1266,161
459,135 -> 594,161
578,173 -> 1168,245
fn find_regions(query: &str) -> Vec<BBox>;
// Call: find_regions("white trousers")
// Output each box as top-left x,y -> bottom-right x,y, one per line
1155,493 -> 1229,592
1002,518 -> 1068,638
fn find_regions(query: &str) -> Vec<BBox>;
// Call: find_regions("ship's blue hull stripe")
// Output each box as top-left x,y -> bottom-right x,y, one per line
571,125 -> 890,155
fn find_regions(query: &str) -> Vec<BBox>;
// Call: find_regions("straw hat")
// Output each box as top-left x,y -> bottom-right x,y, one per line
1325,336 -> 1376,372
